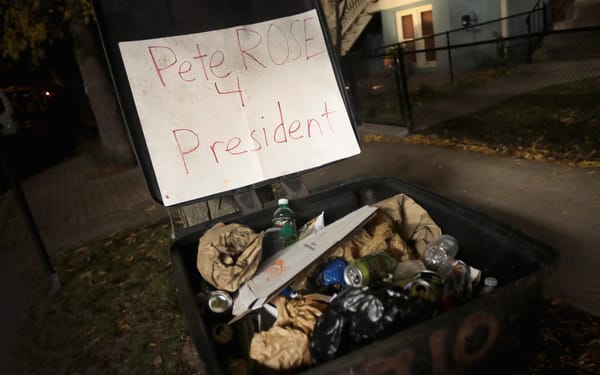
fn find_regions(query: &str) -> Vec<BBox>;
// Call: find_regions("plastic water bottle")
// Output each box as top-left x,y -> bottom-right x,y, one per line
423,234 -> 459,272
272,198 -> 297,246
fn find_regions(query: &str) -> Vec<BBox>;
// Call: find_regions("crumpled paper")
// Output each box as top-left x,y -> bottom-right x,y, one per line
196,222 -> 263,292
374,193 -> 442,258
336,211 -> 411,261
291,193 -> 441,292
250,295 -> 328,372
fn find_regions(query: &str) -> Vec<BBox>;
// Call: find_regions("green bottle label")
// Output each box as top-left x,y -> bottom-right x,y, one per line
280,221 -> 294,237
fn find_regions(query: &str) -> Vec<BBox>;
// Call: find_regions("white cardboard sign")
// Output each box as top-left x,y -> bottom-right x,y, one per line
118,9 -> 361,206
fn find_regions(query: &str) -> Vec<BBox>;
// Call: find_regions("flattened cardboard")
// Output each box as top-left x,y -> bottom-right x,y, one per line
232,205 -> 378,318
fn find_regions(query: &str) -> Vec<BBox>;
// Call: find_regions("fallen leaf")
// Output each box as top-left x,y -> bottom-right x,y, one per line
76,246 -> 90,254
117,320 -> 133,332
578,160 -> 600,168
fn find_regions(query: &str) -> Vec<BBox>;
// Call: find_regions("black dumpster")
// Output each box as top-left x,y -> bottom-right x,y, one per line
169,176 -> 557,375
91,0 -> 558,374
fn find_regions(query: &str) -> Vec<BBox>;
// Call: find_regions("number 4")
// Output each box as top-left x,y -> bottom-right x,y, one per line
214,75 -> 245,107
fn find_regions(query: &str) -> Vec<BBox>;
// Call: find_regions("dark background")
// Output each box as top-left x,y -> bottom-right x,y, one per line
1,38 -> 98,192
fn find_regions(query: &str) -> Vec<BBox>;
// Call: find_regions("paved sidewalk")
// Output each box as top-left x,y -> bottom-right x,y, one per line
0,155 -> 166,251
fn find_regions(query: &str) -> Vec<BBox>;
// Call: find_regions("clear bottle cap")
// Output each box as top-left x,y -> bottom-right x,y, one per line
484,277 -> 498,288
278,198 -> 289,205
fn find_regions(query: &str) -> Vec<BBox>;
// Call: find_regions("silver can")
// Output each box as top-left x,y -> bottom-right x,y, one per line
343,264 -> 365,288
208,290 -> 233,313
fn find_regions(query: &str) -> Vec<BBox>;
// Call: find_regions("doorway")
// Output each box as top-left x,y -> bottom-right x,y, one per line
396,5 -> 437,68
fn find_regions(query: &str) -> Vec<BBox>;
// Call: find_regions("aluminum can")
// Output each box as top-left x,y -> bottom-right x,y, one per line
414,271 -> 443,294
208,290 -> 233,313
318,258 -> 347,290
407,279 -> 438,302
211,322 -> 234,344
343,250 -> 397,287
410,270 -> 443,302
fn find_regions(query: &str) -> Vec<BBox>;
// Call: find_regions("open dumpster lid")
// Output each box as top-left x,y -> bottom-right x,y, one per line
92,0 -> 361,207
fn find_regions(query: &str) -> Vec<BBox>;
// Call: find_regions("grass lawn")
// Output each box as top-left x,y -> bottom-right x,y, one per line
9,220 -> 202,375
404,76 -> 600,168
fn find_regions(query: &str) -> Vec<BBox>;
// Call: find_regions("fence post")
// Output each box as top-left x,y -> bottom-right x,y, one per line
543,1 -> 547,32
526,15 -> 533,62
339,54 -> 361,124
394,47 -> 414,133
446,31 -> 454,86
1,143 -> 61,292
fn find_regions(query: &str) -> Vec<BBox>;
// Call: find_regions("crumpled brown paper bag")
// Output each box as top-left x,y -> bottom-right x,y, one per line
291,193 -> 441,291
374,193 -> 442,258
337,211 -> 412,260
249,295 -> 328,372
196,222 -> 263,292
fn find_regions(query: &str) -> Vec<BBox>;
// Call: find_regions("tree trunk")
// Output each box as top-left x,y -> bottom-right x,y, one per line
66,2 -> 135,167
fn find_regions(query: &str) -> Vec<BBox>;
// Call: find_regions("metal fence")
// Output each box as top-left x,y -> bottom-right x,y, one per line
341,22 -> 600,131
342,51 -> 412,129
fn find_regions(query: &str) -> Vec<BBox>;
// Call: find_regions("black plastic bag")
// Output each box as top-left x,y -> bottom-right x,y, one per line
309,286 -> 434,364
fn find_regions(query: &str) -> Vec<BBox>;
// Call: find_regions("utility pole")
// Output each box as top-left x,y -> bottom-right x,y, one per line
0,140 -> 61,293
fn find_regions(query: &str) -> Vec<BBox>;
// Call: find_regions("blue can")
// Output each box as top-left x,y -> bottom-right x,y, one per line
313,258 -> 347,294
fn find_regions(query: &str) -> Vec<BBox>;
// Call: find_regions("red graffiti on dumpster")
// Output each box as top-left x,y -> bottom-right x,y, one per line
329,310 -> 501,375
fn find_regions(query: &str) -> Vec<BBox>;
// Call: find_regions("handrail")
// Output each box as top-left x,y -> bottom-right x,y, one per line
370,7 -> 546,54
526,0 -> 547,62
346,24 -> 600,58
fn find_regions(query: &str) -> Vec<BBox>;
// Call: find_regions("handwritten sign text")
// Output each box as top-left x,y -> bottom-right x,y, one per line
119,10 -> 360,205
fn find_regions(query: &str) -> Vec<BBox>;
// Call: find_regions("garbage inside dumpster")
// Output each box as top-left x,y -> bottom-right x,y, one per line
196,223 -> 264,293
193,192 -> 505,374
309,286 -> 436,365
230,205 -> 378,318
249,294 -> 328,372
166,176 -> 559,375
